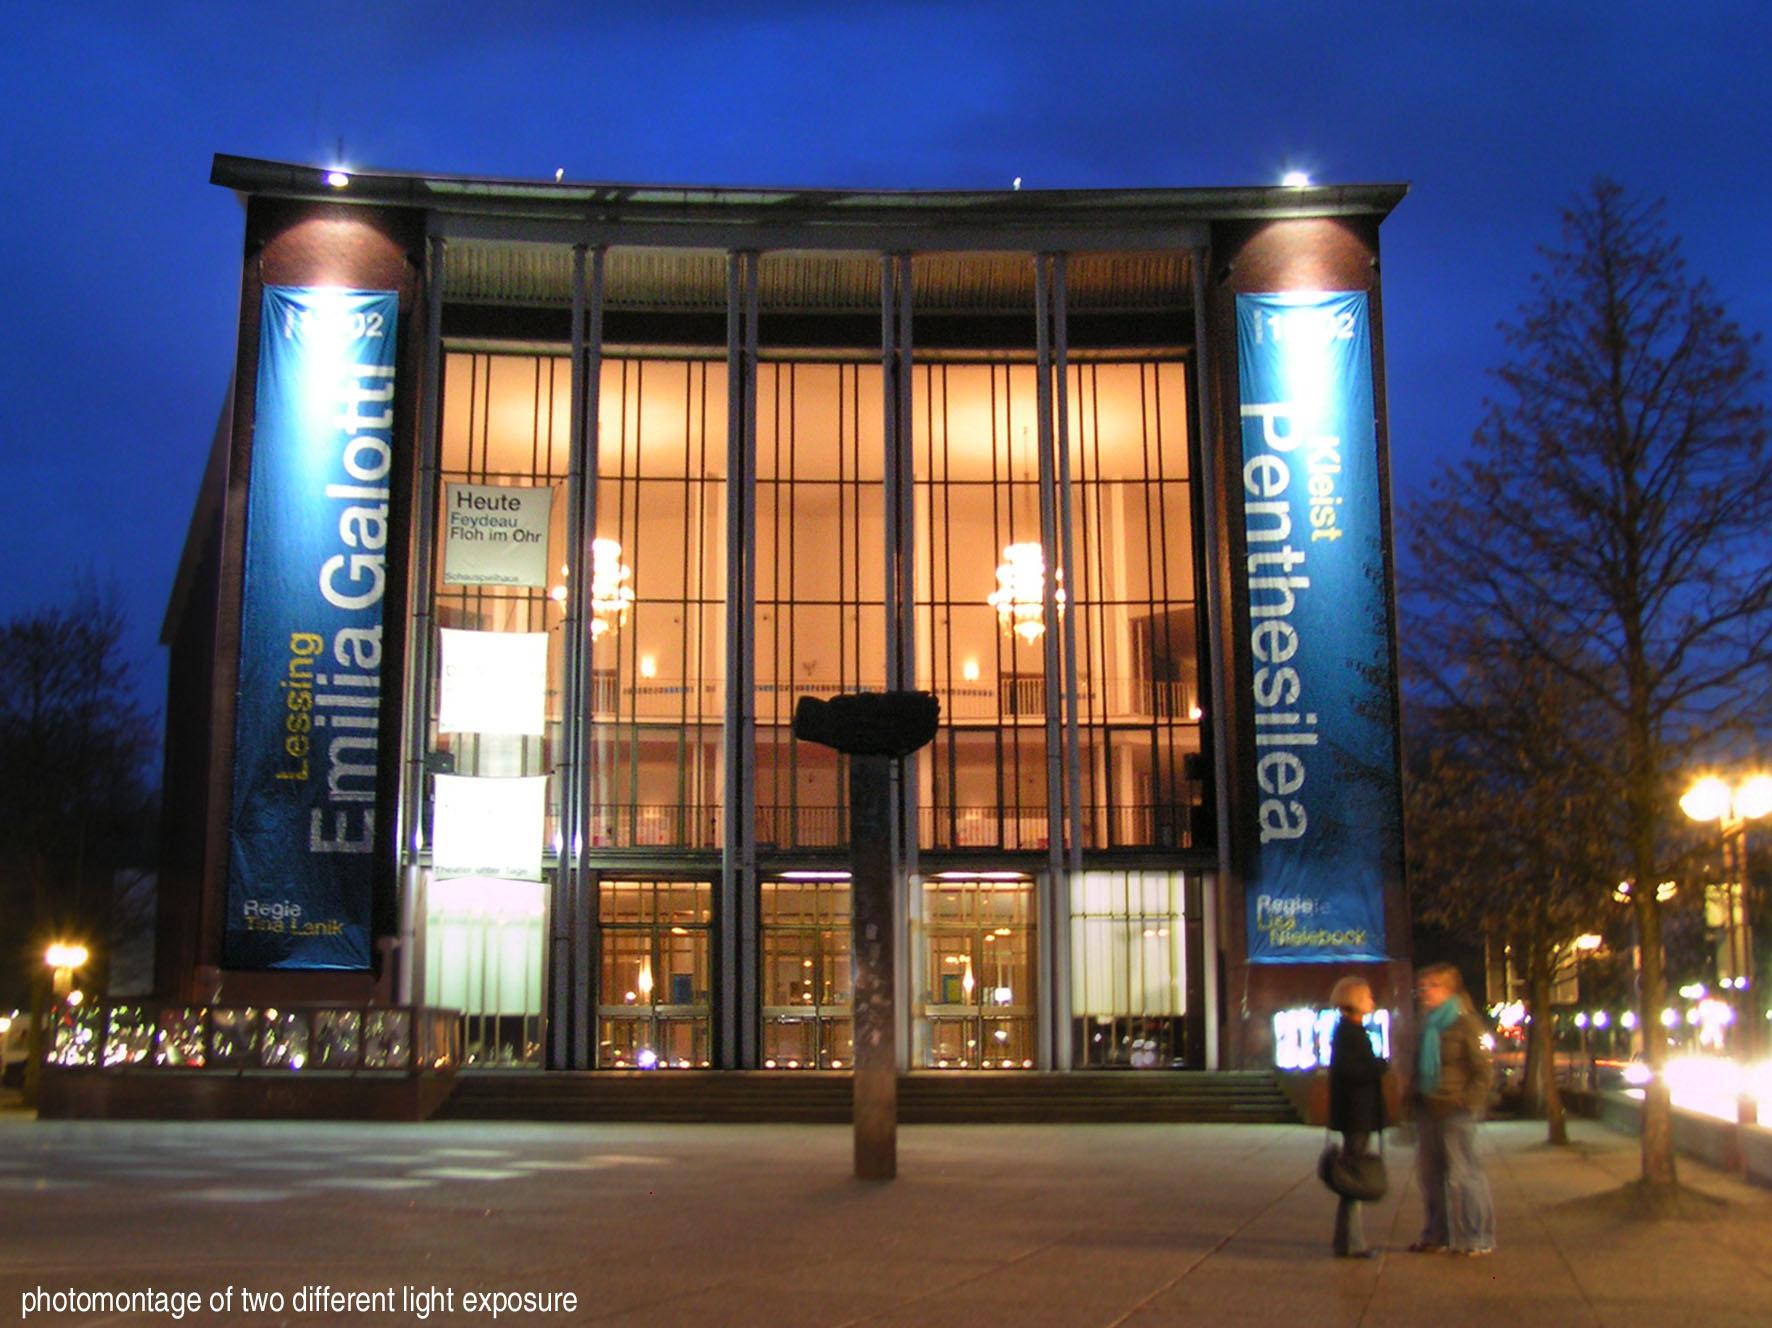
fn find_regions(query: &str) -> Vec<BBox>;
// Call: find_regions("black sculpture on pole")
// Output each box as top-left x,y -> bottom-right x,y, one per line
792,691 -> 940,1181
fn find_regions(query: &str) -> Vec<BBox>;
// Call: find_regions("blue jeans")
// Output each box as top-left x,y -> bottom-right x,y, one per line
1416,1110 -> 1494,1251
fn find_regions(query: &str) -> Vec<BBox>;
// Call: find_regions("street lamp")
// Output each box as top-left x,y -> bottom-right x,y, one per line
23,941 -> 89,1107
1681,774 -> 1770,1141
1574,932 -> 1603,1090
44,942 -> 89,998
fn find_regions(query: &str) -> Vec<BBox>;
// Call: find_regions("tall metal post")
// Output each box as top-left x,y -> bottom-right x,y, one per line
793,690 -> 938,1181
850,753 -> 897,1179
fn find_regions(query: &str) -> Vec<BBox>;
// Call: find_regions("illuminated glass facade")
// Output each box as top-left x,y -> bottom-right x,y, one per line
160,158 -> 1410,1078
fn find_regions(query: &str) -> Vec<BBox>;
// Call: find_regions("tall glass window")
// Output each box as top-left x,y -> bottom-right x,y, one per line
759,876 -> 852,1068
753,361 -> 886,850
597,878 -> 713,1067
1070,870 -> 1187,1067
1066,362 -> 1204,850
916,875 -> 1036,1068
910,349 -> 1203,851
913,362 -> 1053,850
420,352 -> 570,1067
590,357 -> 728,848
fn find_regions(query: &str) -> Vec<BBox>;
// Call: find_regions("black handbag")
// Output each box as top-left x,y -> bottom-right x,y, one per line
1318,1134 -> 1388,1201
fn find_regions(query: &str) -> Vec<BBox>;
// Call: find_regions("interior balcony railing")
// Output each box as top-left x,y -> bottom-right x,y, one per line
587,804 -> 723,849
579,677 -> 1198,726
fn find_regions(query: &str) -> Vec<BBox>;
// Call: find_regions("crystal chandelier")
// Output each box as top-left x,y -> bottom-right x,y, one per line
588,538 -> 634,640
987,542 -> 1063,643
549,538 -> 636,640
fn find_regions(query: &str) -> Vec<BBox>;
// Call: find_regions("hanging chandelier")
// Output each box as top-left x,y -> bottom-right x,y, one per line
549,538 -> 636,640
987,542 -> 1063,643
588,538 -> 634,640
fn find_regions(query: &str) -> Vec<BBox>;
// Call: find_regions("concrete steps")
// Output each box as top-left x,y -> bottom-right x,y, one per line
433,1070 -> 1298,1125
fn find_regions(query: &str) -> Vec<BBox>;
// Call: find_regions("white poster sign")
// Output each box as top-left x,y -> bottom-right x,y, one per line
437,629 -> 548,735
431,774 -> 548,881
442,483 -> 555,587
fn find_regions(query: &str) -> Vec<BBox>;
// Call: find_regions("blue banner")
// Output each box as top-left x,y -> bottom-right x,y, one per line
226,287 -> 399,969
1236,291 -> 1398,963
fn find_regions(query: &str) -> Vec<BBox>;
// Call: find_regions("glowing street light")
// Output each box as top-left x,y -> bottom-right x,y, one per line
44,942 -> 88,997
1682,771 -> 1770,1156
1681,773 -> 1768,1019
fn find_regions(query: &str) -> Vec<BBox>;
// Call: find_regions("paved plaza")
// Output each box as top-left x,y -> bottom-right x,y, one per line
1,1103 -> 1769,1326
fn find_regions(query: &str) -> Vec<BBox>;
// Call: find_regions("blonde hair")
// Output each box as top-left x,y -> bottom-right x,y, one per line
1416,962 -> 1465,992
1328,975 -> 1372,1013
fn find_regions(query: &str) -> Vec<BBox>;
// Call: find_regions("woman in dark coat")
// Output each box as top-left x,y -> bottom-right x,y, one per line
1327,975 -> 1388,1257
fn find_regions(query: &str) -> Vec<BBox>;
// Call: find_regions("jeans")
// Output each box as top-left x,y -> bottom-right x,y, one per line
1333,1130 -> 1370,1254
1416,1109 -> 1494,1251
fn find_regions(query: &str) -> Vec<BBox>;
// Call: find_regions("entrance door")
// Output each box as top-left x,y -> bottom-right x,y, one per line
916,875 -> 1036,1068
596,878 -> 713,1068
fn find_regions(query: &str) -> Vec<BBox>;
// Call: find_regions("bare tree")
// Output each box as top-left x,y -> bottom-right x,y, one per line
0,590 -> 156,1009
1409,179 -> 1771,1195
1406,634 -> 1619,1146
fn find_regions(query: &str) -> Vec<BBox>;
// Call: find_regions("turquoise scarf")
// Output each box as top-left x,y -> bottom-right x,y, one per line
1417,999 -> 1462,1093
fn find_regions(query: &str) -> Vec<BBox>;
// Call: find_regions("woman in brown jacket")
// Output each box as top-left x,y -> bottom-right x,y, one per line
1410,963 -> 1495,1255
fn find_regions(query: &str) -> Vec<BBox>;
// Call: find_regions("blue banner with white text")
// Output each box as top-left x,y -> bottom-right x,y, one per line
1236,291 -> 1397,963
225,287 -> 398,969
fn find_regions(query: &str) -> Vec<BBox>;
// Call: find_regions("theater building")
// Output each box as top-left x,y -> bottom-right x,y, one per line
157,154 -> 1411,1078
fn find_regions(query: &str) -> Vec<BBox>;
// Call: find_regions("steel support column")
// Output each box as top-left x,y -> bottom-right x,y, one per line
394,234 -> 449,1008
880,253 -> 916,1073
722,251 -> 761,1068
1191,246 -> 1227,1070
1033,254 -> 1064,1071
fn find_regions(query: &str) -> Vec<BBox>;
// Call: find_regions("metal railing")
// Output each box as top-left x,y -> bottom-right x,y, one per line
45,1002 -> 461,1075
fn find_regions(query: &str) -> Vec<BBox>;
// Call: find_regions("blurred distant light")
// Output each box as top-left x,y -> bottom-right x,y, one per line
1281,170 -> 1312,187
44,943 -> 88,970
1737,774 -> 1772,819
325,170 -> 350,188
1682,775 -> 1731,822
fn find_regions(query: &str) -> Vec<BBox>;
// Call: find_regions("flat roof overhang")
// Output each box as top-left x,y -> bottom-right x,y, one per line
212,154 -> 1407,253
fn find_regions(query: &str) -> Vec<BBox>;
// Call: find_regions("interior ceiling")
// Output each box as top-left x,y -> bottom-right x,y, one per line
444,243 -> 1194,315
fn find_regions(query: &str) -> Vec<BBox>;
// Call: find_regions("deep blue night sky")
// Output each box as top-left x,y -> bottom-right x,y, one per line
2,2 -> 1768,734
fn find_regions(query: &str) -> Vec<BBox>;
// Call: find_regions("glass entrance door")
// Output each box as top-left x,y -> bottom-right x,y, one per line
917,874 -> 1036,1068
597,878 -> 712,1067
760,876 -> 852,1068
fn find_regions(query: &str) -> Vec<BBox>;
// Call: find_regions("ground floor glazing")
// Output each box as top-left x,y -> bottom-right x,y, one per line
417,866 -> 1210,1071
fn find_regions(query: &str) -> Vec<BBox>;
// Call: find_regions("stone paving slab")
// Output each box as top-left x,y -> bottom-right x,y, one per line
0,1110 -> 1769,1326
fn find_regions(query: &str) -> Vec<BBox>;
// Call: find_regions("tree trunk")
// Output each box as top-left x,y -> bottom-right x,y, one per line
1635,873 -> 1678,1186
1528,940 -> 1568,1144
